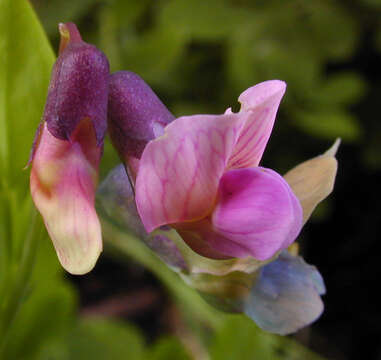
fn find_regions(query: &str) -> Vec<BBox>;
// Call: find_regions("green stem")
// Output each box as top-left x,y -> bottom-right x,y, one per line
101,219 -> 223,330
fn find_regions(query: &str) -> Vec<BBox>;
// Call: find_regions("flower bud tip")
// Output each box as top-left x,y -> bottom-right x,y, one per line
58,22 -> 82,54
324,138 -> 341,157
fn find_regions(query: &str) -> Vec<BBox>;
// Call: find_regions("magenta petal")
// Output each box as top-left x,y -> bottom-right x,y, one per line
135,114 -> 245,232
211,167 -> 302,260
228,80 -> 286,169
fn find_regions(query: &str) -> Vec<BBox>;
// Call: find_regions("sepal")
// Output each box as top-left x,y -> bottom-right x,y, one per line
284,139 -> 340,224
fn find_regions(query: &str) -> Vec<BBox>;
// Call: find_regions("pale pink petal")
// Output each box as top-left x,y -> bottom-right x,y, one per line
227,80 -> 286,169
30,123 -> 102,274
135,114 -> 245,232
211,167 -> 302,260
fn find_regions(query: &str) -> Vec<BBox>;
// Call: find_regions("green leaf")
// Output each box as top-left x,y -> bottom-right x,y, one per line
227,19 -> 321,95
38,318 -> 145,360
66,317 -> 145,360
0,0 -> 54,191
159,0 -> 247,40
1,280 -> 76,360
293,110 -> 361,141
32,0 -> 96,36
146,337 -> 191,360
299,1 -> 358,60
106,0 -> 150,28
210,315 -> 326,360
315,73 -> 367,106
0,4 -> 79,359
98,0 -> 151,72
120,27 -> 186,87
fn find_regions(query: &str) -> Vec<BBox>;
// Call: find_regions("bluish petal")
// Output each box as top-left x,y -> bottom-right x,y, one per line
148,234 -> 188,271
244,251 -> 325,335
96,164 -> 146,238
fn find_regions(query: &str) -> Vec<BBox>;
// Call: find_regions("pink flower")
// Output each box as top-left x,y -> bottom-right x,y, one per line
30,23 -> 109,274
134,80 -> 303,261
105,73 -> 338,333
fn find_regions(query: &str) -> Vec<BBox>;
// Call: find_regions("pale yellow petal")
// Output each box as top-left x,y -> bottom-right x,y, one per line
284,139 -> 340,224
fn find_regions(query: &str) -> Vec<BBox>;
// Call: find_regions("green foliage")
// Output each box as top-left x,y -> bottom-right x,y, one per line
32,0 -> 98,37
37,318 -> 192,360
0,2 -> 67,358
292,110 -> 361,141
210,316 -> 325,360
2,280 -> 76,360
87,0 -> 365,145
147,337 -> 191,360
61,318 -> 145,360
0,0 -> 54,190
314,73 -> 367,106
32,0 -> 371,147
0,3 -> 320,358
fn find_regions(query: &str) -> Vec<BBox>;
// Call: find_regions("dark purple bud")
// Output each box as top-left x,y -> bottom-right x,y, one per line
43,23 -> 109,145
108,71 -> 175,162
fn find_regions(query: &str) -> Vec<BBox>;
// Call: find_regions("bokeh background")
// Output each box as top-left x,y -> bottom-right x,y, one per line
1,0 -> 381,359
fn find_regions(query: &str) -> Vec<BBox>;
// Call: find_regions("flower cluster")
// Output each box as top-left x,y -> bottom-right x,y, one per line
29,23 -> 339,334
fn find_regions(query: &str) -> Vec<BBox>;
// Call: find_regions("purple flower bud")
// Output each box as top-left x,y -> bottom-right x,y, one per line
43,22 -> 109,145
30,23 -> 110,274
108,71 -> 174,177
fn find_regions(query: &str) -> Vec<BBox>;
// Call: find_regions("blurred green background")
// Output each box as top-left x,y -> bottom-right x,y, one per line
1,0 -> 381,359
